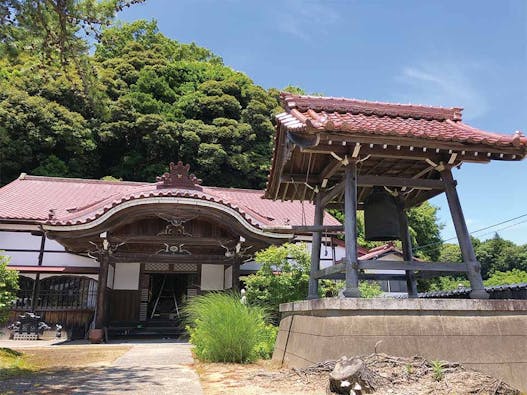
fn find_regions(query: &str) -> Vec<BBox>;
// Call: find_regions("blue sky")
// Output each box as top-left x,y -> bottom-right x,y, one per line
117,0 -> 527,245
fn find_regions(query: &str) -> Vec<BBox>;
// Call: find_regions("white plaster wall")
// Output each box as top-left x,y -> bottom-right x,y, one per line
224,266 -> 233,289
201,264 -> 224,290
0,231 -> 97,267
113,262 -> 140,290
364,252 -> 405,275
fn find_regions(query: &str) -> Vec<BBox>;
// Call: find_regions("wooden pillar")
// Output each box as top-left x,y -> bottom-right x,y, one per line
95,251 -> 110,329
343,162 -> 361,297
31,233 -> 46,312
231,257 -> 240,291
441,168 -> 489,299
308,192 -> 324,299
398,200 -> 418,298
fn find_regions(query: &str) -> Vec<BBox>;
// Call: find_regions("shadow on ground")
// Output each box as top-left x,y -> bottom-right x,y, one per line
1,365 -> 194,394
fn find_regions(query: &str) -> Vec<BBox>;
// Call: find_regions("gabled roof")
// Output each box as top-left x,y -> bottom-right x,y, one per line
278,93 -> 526,151
0,174 -> 340,230
265,93 -> 526,204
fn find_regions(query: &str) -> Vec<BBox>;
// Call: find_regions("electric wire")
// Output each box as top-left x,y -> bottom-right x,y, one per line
412,213 -> 527,253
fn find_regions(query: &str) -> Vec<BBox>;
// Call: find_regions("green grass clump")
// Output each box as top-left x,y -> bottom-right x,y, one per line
0,348 -> 34,379
184,292 -> 277,363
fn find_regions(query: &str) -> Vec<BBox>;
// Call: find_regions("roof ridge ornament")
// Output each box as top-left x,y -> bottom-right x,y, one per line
156,161 -> 203,190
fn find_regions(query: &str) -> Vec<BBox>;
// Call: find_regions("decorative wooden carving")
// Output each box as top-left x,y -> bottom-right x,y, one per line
156,161 -> 203,190
156,243 -> 191,256
157,214 -> 195,236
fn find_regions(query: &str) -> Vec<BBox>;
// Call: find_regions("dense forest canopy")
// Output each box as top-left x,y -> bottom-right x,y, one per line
0,13 -> 281,187
0,2 -> 525,291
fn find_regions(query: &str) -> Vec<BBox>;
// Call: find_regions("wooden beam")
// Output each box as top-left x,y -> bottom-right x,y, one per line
281,174 -> 445,190
95,251 -> 110,329
111,253 -> 232,264
358,260 -> 468,272
109,236 -> 237,246
358,175 -> 444,190
308,193 -> 324,299
313,263 -> 345,279
232,257 -> 240,291
319,159 -> 343,184
263,225 -> 344,233
315,132 -> 522,156
441,168 -> 489,299
30,233 -> 46,312
313,260 -> 468,280
320,181 -> 345,207
343,163 -> 360,297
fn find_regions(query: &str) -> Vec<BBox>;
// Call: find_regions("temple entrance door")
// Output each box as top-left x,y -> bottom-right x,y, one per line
147,273 -> 193,321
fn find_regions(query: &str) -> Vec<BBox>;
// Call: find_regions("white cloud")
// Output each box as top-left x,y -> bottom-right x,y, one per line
395,61 -> 489,121
274,0 -> 341,40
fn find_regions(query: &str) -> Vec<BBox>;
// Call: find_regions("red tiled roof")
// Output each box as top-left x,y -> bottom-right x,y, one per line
359,243 -> 400,261
278,93 -> 527,152
0,175 -> 340,230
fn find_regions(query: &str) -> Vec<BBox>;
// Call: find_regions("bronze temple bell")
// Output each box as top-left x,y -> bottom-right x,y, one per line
364,186 -> 401,241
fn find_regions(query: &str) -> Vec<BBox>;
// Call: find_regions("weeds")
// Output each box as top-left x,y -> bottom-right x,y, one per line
431,360 -> 444,381
183,292 -> 276,363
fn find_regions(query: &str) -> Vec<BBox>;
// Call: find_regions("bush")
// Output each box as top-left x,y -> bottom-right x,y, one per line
245,243 -> 310,321
184,292 -> 276,363
0,254 -> 18,324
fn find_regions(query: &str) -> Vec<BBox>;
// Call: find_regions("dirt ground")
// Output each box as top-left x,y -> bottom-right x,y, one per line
14,345 -> 131,368
0,345 -> 131,394
196,354 -> 520,395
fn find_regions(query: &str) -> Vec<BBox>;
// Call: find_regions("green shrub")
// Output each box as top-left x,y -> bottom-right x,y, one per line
254,323 -> 278,359
184,292 -> 275,363
0,254 -> 19,325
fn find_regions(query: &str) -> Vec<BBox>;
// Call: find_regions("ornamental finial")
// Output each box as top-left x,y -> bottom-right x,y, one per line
156,161 -> 203,190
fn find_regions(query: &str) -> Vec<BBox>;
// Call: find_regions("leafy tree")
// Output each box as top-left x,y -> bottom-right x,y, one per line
320,279 -> 383,298
438,243 -> 462,263
475,233 -> 527,278
245,243 -> 310,319
0,254 -> 19,324
245,243 -> 384,319
406,202 -> 443,260
92,21 -> 279,187
484,269 -> 527,287
358,281 -> 383,298
0,84 -> 97,183
0,0 -> 143,63
0,20 -> 281,188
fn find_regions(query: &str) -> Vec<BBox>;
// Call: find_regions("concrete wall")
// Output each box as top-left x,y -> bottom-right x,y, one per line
273,298 -> 527,392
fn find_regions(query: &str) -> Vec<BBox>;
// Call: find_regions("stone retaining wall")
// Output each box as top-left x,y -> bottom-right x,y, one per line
272,298 -> 527,392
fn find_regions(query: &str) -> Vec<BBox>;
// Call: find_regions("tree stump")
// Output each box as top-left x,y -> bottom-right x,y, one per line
329,357 -> 378,394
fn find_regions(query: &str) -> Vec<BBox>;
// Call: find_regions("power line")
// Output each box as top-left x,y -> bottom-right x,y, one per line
413,212 -> 527,252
